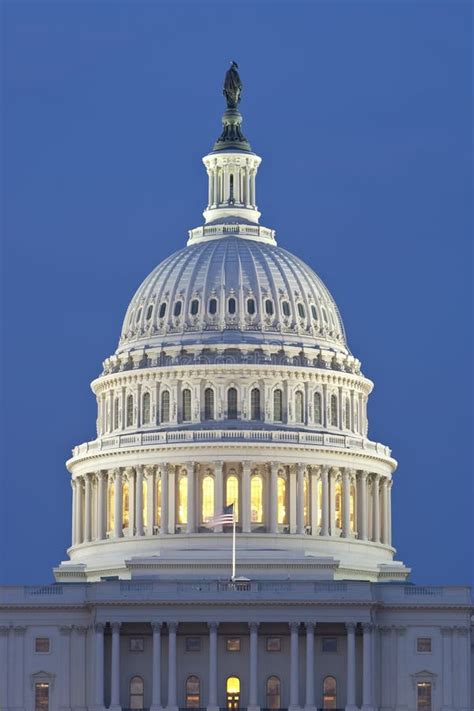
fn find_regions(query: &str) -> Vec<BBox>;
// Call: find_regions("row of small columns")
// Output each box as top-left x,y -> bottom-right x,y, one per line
71,464 -> 392,548
94,620 -> 376,711
206,164 -> 257,209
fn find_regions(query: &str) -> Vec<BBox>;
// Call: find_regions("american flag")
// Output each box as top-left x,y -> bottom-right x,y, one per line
205,503 -> 235,528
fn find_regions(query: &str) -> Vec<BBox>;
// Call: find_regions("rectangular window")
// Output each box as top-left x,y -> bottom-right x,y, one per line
35,682 -> 49,711
417,682 -> 432,710
417,637 -> 432,653
226,637 -> 241,652
322,636 -> 337,653
129,637 -> 144,652
266,636 -> 281,652
186,636 -> 201,652
35,637 -> 50,653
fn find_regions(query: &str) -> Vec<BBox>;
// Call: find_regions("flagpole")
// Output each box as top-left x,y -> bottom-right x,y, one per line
231,503 -> 236,581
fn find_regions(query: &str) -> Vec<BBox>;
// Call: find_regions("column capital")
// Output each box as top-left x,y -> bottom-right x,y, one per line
358,469 -> 368,480
13,625 -> 26,634
70,479 -> 77,490
59,625 -> 73,635
94,622 -> 105,633
111,621 -> 122,633
441,625 -> 454,636
248,621 -> 259,632
124,466 -> 135,478
207,621 -> 219,631
454,625 -> 469,636
73,625 -> 89,635
242,460 -> 252,473
296,462 -> 305,475
345,622 -> 356,633
0,626 -> 9,636
361,622 -> 373,633
395,625 -> 406,636
320,464 -> 330,475
151,621 -> 162,632
167,621 -> 178,632
144,464 -> 156,479
289,621 -> 300,632
305,621 -> 316,632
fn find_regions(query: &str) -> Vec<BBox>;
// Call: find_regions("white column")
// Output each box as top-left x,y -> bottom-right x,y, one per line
76,477 -> 83,544
362,623 -> 373,711
83,474 -> 92,543
151,622 -> 162,711
441,627 -> 453,711
320,466 -> 329,536
186,462 -> 196,533
214,460 -> 224,532
387,480 -> 393,546
395,626 -> 407,711
208,622 -> 218,711
71,626 -> 88,710
248,622 -> 259,711
329,468 -> 336,535
310,468 -> 319,535
381,477 -> 389,544
358,471 -> 368,541
146,466 -> 155,536
110,622 -> 121,711
160,465 -> 169,534
96,471 -> 106,540
59,625 -> 72,709
94,623 -> 105,710
167,465 -> 176,533
242,461 -> 251,533
127,468 -> 135,536
113,469 -> 123,538
290,622 -> 300,710
305,622 -> 315,711
71,480 -> 77,546
289,466 -> 297,533
270,462 -> 279,533
296,464 -> 305,534
342,468 -> 351,538
372,475 -> 380,543
12,626 -> 25,711
135,465 -> 144,536
346,623 -> 357,711
167,622 -> 178,710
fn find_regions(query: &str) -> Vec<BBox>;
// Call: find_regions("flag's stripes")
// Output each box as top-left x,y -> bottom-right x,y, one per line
205,504 -> 235,528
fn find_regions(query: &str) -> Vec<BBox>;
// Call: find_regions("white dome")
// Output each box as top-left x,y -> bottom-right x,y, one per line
118,235 -> 347,354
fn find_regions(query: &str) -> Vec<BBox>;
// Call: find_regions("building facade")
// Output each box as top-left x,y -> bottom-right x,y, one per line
1,66 -> 472,711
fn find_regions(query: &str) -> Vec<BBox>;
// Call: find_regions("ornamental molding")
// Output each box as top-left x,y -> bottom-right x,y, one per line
30,670 -> 56,690
410,670 -> 437,690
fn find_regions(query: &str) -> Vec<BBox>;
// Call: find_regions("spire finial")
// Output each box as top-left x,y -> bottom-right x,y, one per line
223,61 -> 242,109
213,62 -> 251,152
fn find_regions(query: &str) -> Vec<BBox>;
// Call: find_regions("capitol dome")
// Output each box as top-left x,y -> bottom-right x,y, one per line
55,66 -> 409,585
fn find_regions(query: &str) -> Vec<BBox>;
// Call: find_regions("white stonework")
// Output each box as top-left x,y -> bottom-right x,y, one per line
1,68 -> 472,711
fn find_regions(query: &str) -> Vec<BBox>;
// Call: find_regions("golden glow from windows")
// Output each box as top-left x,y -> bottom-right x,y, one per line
202,475 -> 214,522
156,478 -> 162,526
303,477 -> 309,525
226,475 -> 239,522
142,478 -> 147,528
122,481 -> 130,528
335,481 -> 342,529
226,677 -> 240,694
350,483 -> 356,533
277,476 -> 287,524
107,481 -> 115,531
178,475 -> 188,524
317,479 -> 322,527
250,475 -> 263,523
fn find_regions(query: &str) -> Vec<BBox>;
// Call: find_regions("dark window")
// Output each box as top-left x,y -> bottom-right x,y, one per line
182,388 -> 192,421
159,302 -> 167,318
226,637 -> 241,652
228,297 -> 236,314
174,301 -> 182,317
322,676 -> 337,709
251,388 -> 261,420
142,392 -> 151,424
129,638 -> 144,652
265,299 -> 274,315
314,392 -> 322,424
35,638 -> 50,653
266,676 -> 281,709
126,394 -> 134,427
322,637 -> 337,653
282,300 -> 291,317
330,394 -> 338,427
204,388 -> 215,420
209,298 -> 217,315
297,303 -> 306,318
190,299 -> 199,316
146,304 -> 153,320
266,636 -> 281,652
35,683 -> 49,711
247,298 -> 256,315
273,389 -> 283,422
161,391 -> 170,423
129,675 -> 144,708
186,637 -> 201,652
186,675 -> 201,708
417,638 -> 432,653
311,304 -> 318,320
227,388 -> 238,419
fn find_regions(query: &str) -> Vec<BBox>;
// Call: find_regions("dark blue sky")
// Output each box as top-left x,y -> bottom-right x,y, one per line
2,2 -> 472,585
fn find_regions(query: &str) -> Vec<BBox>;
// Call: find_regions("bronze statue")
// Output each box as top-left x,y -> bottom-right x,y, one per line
223,61 -> 242,109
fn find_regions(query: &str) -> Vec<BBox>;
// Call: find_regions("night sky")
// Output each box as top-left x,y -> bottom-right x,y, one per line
2,1 -> 472,586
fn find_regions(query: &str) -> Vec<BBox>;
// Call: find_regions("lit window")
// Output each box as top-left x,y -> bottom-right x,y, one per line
190,299 -> 199,316
335,482 -> 342,529
273,388 -> 283,421
227,387 -> 238,419
317,479 -> 323,527
250,475 -> 263,523
178,475 -> 188,524
202,475 -> 214,522
204,388 -> 214,420
228,297 -> 236,314
142,392 -> 151,424
330,394 -> 338,427
156,477 -> 162,527
266,676 -> 281,709
186,675 -> 201,708
322,637 -> 337,653
126,394 -> 134,427
122,480 -> 130,528
297,303 -> 305,318
35,682 -> 49,711
142,477 -> 147,528
314,392 -> 322,424
107,479 -> 115,531
282,300 -> 290,317
417,638 -> 432,653
226,475 -> 239,522
265,299 -> 274,315
174,301 -> 182,317
146,304 -> 153,320
266,636 -> 281,652
135,307 -> 142,323
226,676 -> 240,706
417,682 -> 432,710
250,388 -> 261,420
295,391 -> 304,422
186,637 -> 201,652
247,298 -> 256,315
322,675 -> 337,709
182,388 -> 192,421
161,390 -> 170,423
158,302 -> 167,318
35,638 -> 50,653
311,304 -> 318,320
226,637 -> 241,652
209,298 -> 217,315
277,476 -> 287,524
350,483 -> 356,533
130,638 -> 144,652
129,675 -> 144,708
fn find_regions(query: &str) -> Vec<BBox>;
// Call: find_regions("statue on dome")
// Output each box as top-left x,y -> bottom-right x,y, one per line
223,61 -> 242,108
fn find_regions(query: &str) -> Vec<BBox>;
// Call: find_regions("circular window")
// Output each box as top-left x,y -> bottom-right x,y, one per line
174,301 -> 182,317
265,299 -> 274,316
158,302 -> 167,319
190,299 -> 199,316
282,301 -> 290,317
209,298 -> 218,315
228,297 -> 236,314
247,298 -> 256,315
297,303 -> 306,319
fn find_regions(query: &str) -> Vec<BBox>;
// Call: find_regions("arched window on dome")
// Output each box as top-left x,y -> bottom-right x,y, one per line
114,397 -> 120,430
126,394 -> 134,427
158,302 -> 167,319
161,390 -> 170,423
190,299 -> 199,316
273,388 -> 283,422
330,394 -> 338,427
322,676 -> 337,709
208,298 -> 218,315
265,299 -> 274,316
122,480 -> 130,530
350,482 -> 356,534
247,298 -> 256,315
186,675 -> 201,708
322,308 -> 329,324
182,389 -> 192,422
142,392 -> 151,425
311,304 -> 318,320
135,307 -> 142,324
345,398 -> 351,430
202,475 -> 214,523
226,474 -> 239,522
204,388 -> 215,420
303,476 -> 309,526
250,388 -> 261,420
335,481 -> 342,529
174,301 -> 182,317
178,475 -> 188,525
129,676 -> 144,709
250,474 -> 263,523
107,478 -> 115,532
266,676 -> 281,709
295,390 -> 304,423
297,303 -> 306,319
314,392 -> 322,425
277,476 -> 287,525
227,387 -> 238,419
282,300 -> 291,317
146,304 -> 153,321
228,297 -> 236,315
156,476 -> 162,528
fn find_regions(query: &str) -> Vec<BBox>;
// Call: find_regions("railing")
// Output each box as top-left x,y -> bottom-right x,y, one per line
71,429 -> 391,459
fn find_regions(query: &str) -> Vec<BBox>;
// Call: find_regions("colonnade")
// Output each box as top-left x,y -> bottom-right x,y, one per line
71,463 -> 392,548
